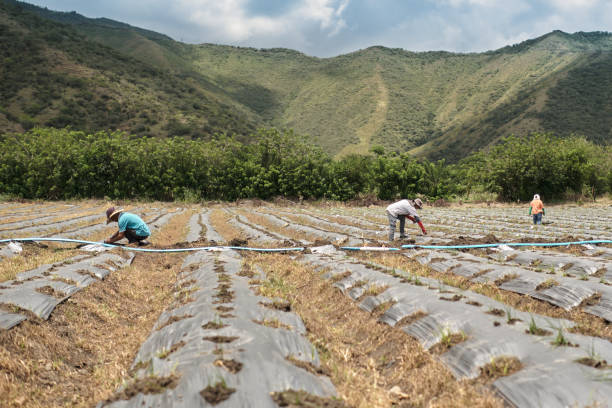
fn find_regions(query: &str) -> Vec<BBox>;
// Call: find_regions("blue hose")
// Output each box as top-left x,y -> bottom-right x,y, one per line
400,240 -> 612,250
2,237 -> 610,253
340,239 -> 612,251
0,237 -> 304,253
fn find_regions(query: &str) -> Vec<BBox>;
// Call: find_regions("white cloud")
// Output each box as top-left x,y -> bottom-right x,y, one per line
167,0 -> 349,45
547,0 -> 599,11
430,0 -> 502,7
25,0 -> 612,57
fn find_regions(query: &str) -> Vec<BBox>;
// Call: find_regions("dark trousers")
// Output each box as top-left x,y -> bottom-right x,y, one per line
125,229 -> 148,243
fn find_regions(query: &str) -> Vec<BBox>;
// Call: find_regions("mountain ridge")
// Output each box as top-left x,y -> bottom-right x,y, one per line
2,0 -> 611,161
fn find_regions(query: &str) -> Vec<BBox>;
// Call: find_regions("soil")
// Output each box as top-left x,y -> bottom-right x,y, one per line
575,357 -> 610,369
101,374 -> 179,404
477,356 -> 522,382
440,294 -> 464,302
396,310 -> 427,327
466,300 -> 482,307
200,382 -> 236,405
535,280 -> 558,291
35,285 -> 65,299
286,355 -> 329,376
138,239 -> 214,251
213,284 -> 234,303
313,239 -> 334,246
157,314 -> 193,330
271,390 -> 350,408
213,359 -> 243,374
227,238 -> 248,247
429,333 -> 467,354
525,327 -> 552,336
445,234 -> 500,246
494,274 -> 518,286
202,321 -> 227,330
203,336 -> 239,344
160,341 -> 186,358
260,299 -> 291,312
253,318 -> 292,330
580,293 -> 602,307
486,308 -> 505,317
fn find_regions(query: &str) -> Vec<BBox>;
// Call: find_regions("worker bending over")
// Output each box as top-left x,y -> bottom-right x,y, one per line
104,207 -> 151,246
386,198 -> 427,241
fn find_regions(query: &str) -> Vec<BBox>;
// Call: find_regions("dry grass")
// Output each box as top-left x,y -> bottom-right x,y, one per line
0,245 -> 80,283
269,211 -> 380,241
208,208 -> 244,242
0,205 -> 189,407
0,202 -> 70,225
247,253 -> 503,408
0,203 -> 107,237
354,252 -> 612,342
237,210 -> 321,242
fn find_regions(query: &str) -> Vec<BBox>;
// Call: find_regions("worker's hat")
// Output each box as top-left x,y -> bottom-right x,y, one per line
533,194 -> 540,200
105,207 -> 124,224
413,198 -> 423,209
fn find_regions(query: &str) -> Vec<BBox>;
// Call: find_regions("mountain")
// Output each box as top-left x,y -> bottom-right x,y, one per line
2,0 -> 612,161
0,0 -> 260,140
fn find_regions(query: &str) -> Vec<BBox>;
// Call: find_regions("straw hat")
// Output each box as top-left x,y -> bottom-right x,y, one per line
105,207 -> 124,224
413,198 -> 423,209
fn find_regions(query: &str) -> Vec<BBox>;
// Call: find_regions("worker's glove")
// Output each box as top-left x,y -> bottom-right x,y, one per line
542,209 -> 546,216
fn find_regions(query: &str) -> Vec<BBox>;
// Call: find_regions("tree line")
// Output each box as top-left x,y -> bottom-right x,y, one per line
0,127 -> 609,202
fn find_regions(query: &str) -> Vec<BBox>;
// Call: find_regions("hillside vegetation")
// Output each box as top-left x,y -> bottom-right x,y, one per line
0,0 -> 259,140
2,0 -> 612,161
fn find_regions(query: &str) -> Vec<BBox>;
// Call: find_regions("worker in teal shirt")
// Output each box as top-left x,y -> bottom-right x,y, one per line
104,207 -> 151,246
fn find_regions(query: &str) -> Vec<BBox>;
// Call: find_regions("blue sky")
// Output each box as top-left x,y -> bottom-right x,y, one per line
26,0 -> 612,57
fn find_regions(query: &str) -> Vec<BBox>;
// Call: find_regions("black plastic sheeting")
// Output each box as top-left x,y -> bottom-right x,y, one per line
0,252 -> 134,329
224,209 -> 291,244
301,248 -> 612,408
411,249 -> 612,321
186,214 -> 202,243
200,210 -> 224,243
100,250 -> 337,408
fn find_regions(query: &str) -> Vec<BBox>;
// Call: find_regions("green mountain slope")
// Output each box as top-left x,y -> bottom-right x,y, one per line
4,0 -> 612,161
0,0 -> 259,139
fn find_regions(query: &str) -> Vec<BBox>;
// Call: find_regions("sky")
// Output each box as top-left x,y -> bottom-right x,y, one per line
25,0 -> 612,57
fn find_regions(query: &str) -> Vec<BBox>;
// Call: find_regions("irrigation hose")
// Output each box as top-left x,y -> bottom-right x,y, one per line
344,239 -> 612,251
0,238 -> 304,253
1,237 -> 610,253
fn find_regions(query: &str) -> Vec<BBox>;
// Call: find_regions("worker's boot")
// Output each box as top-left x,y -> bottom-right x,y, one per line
138,240 -> 150,247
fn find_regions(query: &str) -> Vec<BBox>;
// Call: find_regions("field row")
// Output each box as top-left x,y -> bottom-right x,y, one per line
0,202 -> 611,407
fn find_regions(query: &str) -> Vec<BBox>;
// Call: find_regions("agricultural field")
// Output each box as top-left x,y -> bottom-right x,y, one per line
0,200 -> 611,407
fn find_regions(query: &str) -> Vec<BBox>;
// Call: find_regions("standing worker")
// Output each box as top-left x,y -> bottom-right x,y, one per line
529,194 -> 545,225
104,207 -> 151,246
386,198 -> 427,241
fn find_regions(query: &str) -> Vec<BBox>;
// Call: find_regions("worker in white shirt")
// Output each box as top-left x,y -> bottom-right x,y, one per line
385,198 -> 427,241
